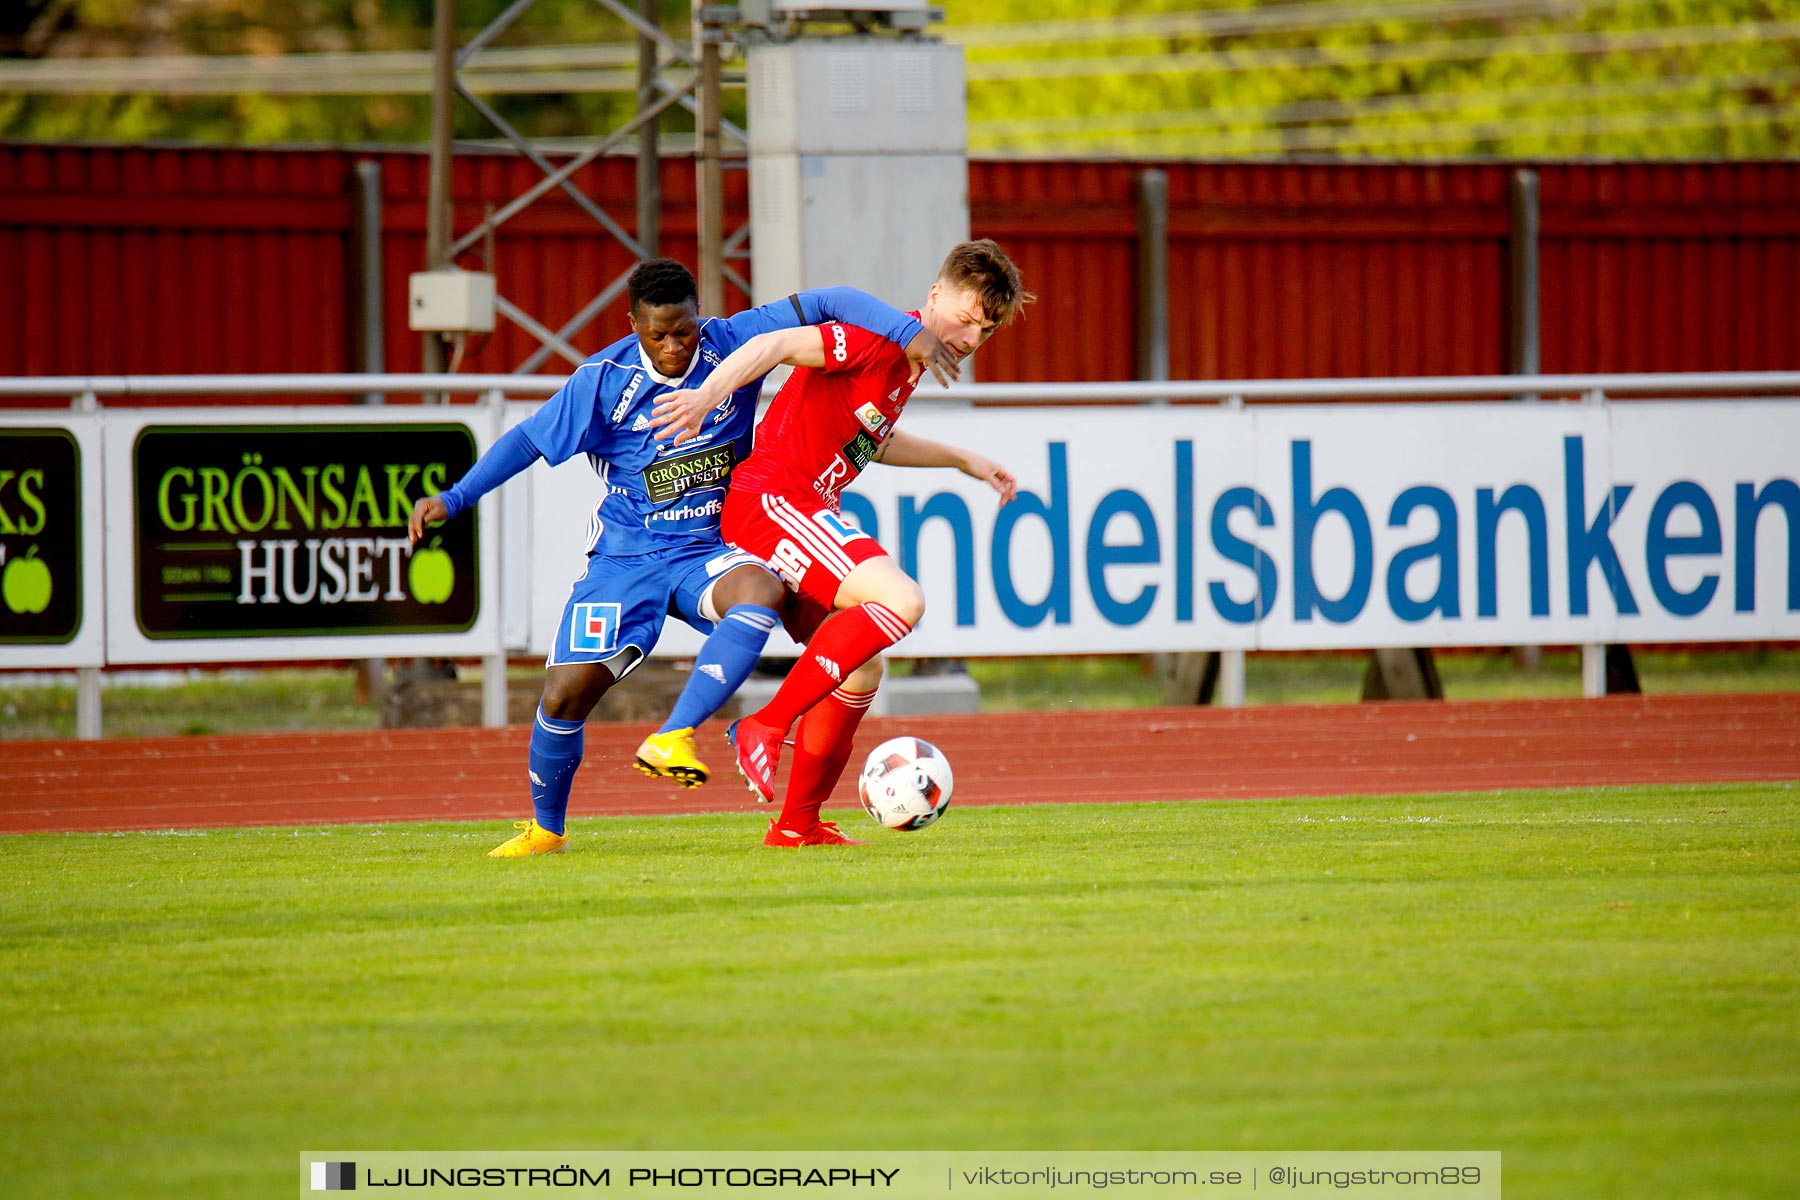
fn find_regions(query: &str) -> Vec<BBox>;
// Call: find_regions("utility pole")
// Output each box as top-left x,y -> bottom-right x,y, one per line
637,0 -> 661,258
422,0 -> 455,381
694,1 -> 725,316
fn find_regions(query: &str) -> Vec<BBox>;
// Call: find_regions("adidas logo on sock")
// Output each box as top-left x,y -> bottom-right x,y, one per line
816,656 -> 842,681
699,663 -> 726,684
631,414 -> 653,432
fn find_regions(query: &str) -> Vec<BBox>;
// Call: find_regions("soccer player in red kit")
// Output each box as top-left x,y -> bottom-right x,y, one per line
651,240 -> 1033,845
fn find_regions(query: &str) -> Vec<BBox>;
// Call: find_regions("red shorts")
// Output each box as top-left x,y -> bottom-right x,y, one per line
722,488 -> 889,642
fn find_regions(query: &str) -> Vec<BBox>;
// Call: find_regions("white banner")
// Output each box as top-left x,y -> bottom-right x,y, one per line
9,394 -> 1786,677
516,398 -> 1800,656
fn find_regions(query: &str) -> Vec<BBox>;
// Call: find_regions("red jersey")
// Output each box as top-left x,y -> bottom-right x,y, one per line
730,317 -> 918,511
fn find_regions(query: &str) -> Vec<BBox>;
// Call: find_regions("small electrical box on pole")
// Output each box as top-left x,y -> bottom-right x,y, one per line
408,269 -> 498,334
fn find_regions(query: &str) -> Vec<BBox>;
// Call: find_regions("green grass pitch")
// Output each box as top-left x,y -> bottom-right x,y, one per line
3,784 -> 1796,1199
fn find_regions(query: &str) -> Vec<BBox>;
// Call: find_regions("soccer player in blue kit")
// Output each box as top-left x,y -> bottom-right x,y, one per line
407,259 -> 953,857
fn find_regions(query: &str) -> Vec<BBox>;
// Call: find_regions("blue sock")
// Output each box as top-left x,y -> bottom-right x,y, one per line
660,604 -> 779,734
528,704 -> 585,835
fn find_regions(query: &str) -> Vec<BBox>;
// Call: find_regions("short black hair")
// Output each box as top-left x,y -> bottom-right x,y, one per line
628,258 -> 699,313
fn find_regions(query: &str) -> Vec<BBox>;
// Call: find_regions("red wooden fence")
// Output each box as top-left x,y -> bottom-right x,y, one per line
2,144 -> 1796,397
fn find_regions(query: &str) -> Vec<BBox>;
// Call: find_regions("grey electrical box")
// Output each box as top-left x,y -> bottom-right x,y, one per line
747,40 -> 968,322
408,269 -> 497,333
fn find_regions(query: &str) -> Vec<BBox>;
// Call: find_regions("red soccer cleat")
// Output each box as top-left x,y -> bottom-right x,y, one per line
762,819 -> 866,847
727,716 -> 784,804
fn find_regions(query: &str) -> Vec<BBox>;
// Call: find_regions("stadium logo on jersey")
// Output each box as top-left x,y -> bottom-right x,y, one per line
829,324 -> 848,363
612,373 -> 645,423
855,402 -> 890,435
643,442 -> 737,504
570,602 -> 621,654
702,347 -> 722,367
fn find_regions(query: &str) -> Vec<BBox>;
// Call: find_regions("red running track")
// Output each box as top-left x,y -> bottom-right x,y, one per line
2,693 -> 1796,835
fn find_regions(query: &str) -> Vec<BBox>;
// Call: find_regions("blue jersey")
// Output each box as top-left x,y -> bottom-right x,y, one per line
438,289 -> 920,558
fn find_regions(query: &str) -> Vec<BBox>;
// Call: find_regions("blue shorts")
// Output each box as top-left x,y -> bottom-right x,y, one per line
548,542 -> 773,679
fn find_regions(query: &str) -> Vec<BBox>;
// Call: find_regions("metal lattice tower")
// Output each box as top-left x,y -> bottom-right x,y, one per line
421,0 -> 749,375
421,1 -> 945,375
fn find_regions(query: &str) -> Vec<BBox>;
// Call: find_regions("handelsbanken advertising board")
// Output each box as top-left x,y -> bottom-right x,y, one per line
133,424 -> 478,639
818,400 -> 1800,654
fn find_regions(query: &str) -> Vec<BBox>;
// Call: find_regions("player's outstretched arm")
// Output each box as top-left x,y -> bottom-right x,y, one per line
874,429 -> 1018,506
723,289 -> 956,387
406,422 -> 545,546
650,326 -> 827,446
811,289 -> 955,387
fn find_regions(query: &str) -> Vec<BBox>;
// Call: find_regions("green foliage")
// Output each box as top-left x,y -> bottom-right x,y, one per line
6,651 -> 1800,739
0,669 -> 380,740
944,0 -> 1800,157
1,0 -> 693,145
2,3 -> 1796,153
3,786 -> 1798,1197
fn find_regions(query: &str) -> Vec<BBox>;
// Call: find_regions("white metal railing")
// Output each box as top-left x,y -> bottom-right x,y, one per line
3,369 -> 1800,405
0,373 -> 568,400
930,371 -> 1800,403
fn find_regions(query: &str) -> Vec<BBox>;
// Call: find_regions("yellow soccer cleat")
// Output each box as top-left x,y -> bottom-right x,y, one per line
487,818 -> 568,858
633,727 -> 710,789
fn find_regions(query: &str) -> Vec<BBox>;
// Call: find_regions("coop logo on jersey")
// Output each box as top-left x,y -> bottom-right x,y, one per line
570,602 -> 620,654
829,324 -> 848,363
855,402 -> 890,435
643,443 -> 737,505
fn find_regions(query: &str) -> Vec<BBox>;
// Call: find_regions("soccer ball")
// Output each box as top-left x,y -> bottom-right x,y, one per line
857,736 -> 954,831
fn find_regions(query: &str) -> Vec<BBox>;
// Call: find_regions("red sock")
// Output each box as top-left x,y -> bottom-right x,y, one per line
754,601 -> 911,733
778,686 -> 877,832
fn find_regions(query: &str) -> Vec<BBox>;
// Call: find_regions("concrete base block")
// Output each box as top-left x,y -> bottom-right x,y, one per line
382,660 -> 691,728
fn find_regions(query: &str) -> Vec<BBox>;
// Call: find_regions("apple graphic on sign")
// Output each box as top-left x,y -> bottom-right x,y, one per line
409,537 -> 455,604
2,546 -> 52,614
